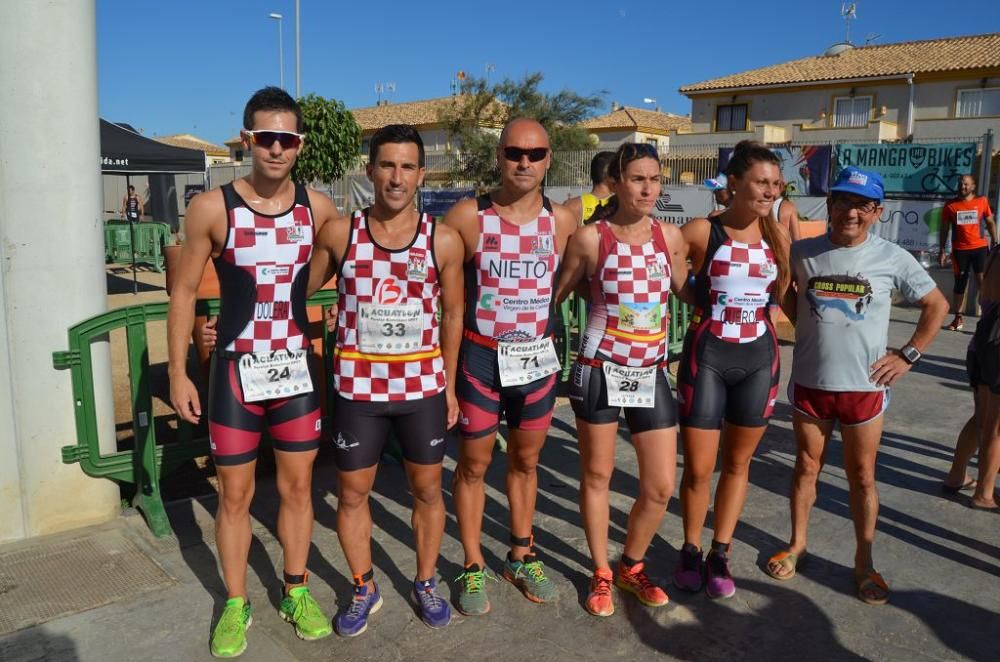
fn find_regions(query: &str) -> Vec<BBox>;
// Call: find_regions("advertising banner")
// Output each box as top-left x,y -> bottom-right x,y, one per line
807,198 -> 947,251
719,145 -> 833,196
834,143 -> 976,197
419,188 -> 475,217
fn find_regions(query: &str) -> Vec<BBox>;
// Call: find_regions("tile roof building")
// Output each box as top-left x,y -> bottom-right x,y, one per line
671,32 -> 1000,148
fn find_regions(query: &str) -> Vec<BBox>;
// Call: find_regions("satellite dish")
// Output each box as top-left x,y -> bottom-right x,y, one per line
823,42 -> 855,56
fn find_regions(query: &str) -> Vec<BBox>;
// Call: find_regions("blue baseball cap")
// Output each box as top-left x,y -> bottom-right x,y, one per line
704,173 -> 727,190
831,167 -> 884,202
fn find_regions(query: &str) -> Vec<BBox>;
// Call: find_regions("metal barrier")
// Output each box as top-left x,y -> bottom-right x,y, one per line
53,291 -> 338,538
54,290 -> 690,537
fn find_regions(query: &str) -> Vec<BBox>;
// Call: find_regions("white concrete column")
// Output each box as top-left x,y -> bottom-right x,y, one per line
0,0 -> 119,542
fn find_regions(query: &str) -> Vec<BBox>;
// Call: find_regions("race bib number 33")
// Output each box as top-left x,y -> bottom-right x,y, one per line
358,302 -> 424,354
497,338 -> 561,387
602,363 -> 657,408
238,350 -> 313,403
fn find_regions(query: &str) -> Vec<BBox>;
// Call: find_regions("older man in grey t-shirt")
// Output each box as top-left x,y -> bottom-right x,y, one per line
764,167 -> 948,606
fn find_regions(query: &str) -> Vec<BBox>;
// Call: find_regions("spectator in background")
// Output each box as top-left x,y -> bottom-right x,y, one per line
703,174 -> 731,218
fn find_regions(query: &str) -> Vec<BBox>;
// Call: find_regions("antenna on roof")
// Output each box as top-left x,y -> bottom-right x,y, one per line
840,2 -> 857,44
864,32 -> 881,45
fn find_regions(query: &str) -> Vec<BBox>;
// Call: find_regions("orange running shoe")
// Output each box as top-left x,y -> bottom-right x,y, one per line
616,561 -> 669,607
585,568 -> 614,617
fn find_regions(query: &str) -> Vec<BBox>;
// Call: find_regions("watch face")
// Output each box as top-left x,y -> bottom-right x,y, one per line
902,346 -> 920,363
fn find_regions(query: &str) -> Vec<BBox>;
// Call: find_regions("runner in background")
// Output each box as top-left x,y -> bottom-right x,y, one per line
563,151 -> 616,224
938,174 -> 996,331
555,142 -> 687,616
121,184 -> 143,221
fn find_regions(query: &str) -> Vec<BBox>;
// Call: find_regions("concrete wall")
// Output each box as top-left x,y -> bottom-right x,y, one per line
0,0 -> 119,542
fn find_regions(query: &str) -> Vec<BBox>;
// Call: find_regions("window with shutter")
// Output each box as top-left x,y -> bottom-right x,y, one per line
832,97 -> 872,128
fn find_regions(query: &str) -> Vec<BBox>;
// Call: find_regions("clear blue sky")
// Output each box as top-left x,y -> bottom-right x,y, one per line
97,0 -> 1000,145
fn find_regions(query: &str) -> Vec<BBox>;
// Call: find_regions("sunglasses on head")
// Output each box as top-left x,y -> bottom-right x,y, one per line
245,130 -> 304,149
503,146 -> 549,163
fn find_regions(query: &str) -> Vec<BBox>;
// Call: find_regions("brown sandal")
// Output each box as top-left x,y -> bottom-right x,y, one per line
855,570 -> 889,605
765,550 -> 803,581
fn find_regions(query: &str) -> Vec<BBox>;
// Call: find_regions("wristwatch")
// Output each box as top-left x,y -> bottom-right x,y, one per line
899,344 -> 922,365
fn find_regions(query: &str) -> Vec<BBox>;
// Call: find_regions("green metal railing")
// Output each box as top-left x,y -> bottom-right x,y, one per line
53,291 -> 338,538
54,290 -> 691,537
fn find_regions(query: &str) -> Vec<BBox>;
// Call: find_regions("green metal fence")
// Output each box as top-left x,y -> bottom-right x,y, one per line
104,220 -> 172,271
53,291 -> 338,537
54,291 -> 691,537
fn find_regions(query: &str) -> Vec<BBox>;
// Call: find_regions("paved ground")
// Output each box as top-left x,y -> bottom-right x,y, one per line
2,304 -> 999,662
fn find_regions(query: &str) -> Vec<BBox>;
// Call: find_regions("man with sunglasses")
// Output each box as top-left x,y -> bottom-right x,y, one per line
304,124 -> 465,636
765,167 -> 948,606
443,117 -> 578,615
168,86 -> 340,657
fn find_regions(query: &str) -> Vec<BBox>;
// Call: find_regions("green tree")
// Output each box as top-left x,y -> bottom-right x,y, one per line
292,94 -> 362,186
440,73 -> 604,189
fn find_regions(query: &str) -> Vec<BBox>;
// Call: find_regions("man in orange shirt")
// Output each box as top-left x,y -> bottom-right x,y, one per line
939,175 -> 996,330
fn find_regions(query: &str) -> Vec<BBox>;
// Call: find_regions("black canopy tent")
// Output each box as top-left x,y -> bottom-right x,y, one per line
100,119 -> 205,174
100,119 -> 206,292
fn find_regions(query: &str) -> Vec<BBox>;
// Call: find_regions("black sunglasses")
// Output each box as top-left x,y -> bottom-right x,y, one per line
245,130 -> 304,149
503,147 -> 549,163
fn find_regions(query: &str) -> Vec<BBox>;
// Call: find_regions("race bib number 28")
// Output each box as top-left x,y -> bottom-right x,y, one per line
238,349 -> 313,403
601,363 -> 657,408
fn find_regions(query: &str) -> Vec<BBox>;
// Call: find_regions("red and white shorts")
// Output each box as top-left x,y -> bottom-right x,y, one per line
791,383 -> 889,427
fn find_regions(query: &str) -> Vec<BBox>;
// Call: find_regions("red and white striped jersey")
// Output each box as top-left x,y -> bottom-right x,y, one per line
705,239 -> 777,343
334,209 -> 445,401
579,220 -> 672,366
464,195 -> 559,342
217,183 -> 313,353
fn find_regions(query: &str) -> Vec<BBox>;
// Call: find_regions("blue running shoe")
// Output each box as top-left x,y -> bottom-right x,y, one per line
413,577 -> 452,628
334,581 -> 382,637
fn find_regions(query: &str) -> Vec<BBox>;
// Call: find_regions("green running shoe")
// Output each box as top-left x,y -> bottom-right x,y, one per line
210,597 -> 253,658
502,554 -> 557,603
455,564 -> 494,616
279,586 -> 333,640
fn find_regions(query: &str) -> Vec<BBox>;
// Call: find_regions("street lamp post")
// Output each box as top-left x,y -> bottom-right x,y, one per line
295,0 -> 300,99
268,13 -> 283,90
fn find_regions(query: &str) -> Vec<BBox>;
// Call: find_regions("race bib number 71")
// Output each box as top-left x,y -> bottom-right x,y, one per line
497,338 -> 561,387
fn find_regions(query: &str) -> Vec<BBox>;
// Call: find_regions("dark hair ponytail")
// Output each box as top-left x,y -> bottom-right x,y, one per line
725,140 -> 790,299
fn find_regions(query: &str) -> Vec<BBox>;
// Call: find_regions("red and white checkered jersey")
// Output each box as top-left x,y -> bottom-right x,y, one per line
217,183 -> 313,353
464,195 -> 559,342
579,220 -> 672,367
334,209 -> 445,401
705,239 -> 776,343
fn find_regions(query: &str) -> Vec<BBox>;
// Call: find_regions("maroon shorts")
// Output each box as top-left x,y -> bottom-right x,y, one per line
791,383 -> 889,427
456,339 -> 557,439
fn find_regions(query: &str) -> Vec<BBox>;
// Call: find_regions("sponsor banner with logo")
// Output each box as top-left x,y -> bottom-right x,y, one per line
419,188 -> 475,217
720,145 -> 833,196
652,187 -> 714,225
834,143 -> 976,197
808,198 -> 946,251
